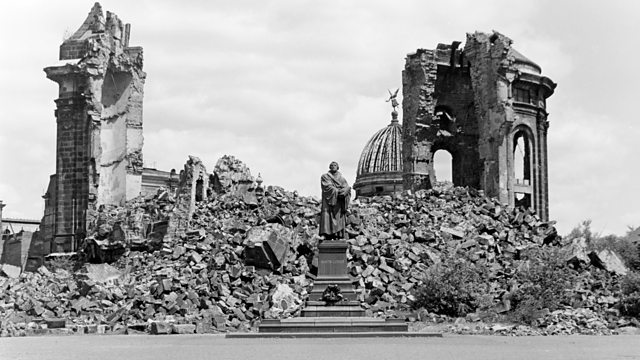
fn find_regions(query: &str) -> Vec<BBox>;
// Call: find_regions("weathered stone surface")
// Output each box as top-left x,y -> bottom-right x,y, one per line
564,237 -> 589,266
244,226 -> 278,270
150,321 -> 171,335
0,264 -> 20,279
589,249 -> 628,275
211,155 -> 254,194
172,324 -> 196,334
42,3 -> 147,252
269,284 -> 302,317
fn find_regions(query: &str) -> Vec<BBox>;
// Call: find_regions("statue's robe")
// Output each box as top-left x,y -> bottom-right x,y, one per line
319,171 -> 351,238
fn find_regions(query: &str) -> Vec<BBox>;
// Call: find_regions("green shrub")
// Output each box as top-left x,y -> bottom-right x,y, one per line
510,247 -> 577,324
565,220 -> 597,242
413,255 -> 490,317
619,272 -> 640,318
44,253 -> 80,273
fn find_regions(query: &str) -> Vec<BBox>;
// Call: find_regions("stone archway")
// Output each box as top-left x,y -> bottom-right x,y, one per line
511,126 -> 536,209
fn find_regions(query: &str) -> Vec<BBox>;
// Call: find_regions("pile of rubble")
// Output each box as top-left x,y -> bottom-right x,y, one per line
0,156 -> 637,336
0,156 -> 318,336
345,188 -> 558,315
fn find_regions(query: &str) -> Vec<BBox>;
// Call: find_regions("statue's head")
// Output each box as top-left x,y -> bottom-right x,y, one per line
329,161 -> 339,172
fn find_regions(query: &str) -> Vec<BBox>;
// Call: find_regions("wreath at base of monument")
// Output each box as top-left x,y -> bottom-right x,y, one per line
321,284 -> 344,304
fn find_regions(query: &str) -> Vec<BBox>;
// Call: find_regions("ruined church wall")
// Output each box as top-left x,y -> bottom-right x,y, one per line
433,64 -> 481,189
401,49 -> 437,191
401,47 -> 482,191
51,90 -> 92,251
463,32 -> 514,203
401,32 -> 554,220
42,4 -> 145,252
95,61 -> 145,206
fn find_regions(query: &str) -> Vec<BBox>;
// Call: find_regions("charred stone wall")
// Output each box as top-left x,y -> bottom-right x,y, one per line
43,3 -> 145,252
402,32 -> 555,219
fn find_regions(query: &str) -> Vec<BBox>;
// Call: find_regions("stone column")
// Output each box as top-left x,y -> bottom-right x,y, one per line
44,67 -> 92,252
539,119 -> 550,221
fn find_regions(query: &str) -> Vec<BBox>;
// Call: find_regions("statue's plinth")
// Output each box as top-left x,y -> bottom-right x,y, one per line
257,239 -> 409,334
302,240 -> 363,317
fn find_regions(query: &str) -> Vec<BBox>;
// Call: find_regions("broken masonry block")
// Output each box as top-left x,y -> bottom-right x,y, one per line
172,324 -> 196,334
264,231 -> 289,270
96,324 -> 110,334
196,321 -> 212,334
150,321 -> 172,335
441,227 -> 465,239
212,315 -> 226,330
45,318 -> 66,329
589,250 -> 628,275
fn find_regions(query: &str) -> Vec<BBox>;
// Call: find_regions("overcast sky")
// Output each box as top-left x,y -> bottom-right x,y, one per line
1,0 -> 638,236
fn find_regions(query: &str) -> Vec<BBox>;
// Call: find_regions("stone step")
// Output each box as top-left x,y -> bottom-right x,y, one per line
227,331 -> 442,338
312,276 -> 354,282
308,293 -> 358,302
282,316 -> 381,323
258,317 -> 408,333
305,300 -> 361,306
301,305 -> 366,317
308,278 -> 360,302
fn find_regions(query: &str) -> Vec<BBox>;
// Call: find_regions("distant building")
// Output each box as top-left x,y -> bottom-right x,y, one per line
0,201 -> 43,272
141,168 -> 180,197
353,110 -> 403,197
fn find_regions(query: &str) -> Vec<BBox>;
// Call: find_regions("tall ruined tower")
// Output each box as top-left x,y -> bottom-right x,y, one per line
43,3 -> 145,252
402,32 -> 555,219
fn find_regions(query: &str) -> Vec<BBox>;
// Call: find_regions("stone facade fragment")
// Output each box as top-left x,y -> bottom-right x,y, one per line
166,156 -> 209,242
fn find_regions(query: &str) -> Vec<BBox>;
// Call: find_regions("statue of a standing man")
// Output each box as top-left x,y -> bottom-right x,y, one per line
319,161 -> 351,240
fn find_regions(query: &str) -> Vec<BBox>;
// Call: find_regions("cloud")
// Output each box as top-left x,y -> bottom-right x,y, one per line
548,106 -> 640,235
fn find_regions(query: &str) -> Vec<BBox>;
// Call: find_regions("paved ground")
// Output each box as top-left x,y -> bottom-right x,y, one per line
1,334 -> 639,360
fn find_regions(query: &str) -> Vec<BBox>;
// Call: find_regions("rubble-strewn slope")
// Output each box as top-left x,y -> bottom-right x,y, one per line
0,157 -> 637,336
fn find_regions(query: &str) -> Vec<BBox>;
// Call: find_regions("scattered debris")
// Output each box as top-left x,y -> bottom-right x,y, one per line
1,157 -> 638,336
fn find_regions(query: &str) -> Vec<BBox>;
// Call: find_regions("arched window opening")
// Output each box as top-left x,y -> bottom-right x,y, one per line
195,178 -> 204,202
513,129 -> 533,210
433,149 -> 453,186
513,132 -> 531,186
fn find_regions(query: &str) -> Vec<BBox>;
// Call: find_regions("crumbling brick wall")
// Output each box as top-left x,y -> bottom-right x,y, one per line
43,3 -> 145,252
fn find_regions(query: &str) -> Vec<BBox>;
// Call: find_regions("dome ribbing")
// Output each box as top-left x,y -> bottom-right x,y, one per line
353,111 -> 404,197
356,115 -> 403,176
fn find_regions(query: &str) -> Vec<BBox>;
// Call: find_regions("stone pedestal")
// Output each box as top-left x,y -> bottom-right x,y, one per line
257,239 -> 408,334
317,240 -> 348,275
302,240 -> 364,317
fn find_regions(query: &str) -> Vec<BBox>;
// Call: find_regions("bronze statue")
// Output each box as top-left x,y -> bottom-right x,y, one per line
319,161 -> 351,240
386,88 -> 399,111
